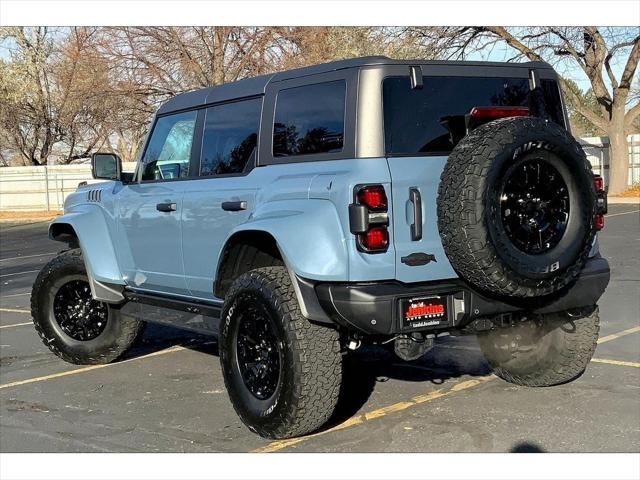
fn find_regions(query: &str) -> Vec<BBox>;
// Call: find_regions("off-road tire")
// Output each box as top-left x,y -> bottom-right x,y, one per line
220,266 -> 342,439
31,249 -> 144,365
437,116 -> 597,298
478,308 -> 600,387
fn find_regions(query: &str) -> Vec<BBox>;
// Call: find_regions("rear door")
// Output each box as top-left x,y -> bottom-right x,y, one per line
384,73 -> 548,283
181,97 -> 262,299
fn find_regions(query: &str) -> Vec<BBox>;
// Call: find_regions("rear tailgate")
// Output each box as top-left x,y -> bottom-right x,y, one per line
383,68 -> 566,284
386,156 -> 457,283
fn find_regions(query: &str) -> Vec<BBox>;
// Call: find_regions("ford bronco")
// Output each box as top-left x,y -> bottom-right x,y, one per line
32,56 -> 610,439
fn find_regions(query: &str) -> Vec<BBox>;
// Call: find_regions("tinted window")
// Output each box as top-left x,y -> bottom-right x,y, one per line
200,98 -> 262,176
141,111 -> 196,181
383,76 -> 564,156
541,79 -> 565,126
273,81 -> 345,157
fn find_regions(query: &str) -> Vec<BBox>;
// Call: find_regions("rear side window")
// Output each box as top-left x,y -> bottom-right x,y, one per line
273,80 -> 346,157
540,79 -> 565,127
383,76 -> 565,156
141,111 -> 197,181
200,98 -> 262,176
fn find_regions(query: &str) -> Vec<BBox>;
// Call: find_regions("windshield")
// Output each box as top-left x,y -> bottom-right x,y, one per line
383,75 -> 565,156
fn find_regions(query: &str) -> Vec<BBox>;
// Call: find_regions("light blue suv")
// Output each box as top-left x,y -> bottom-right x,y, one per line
32,57 -> 610,438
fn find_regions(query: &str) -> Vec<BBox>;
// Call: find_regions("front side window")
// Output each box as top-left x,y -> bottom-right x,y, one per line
200,98 -> 262,176
140,110 -> 197,181
383,76 -> 565,156
273,80 -> 346,157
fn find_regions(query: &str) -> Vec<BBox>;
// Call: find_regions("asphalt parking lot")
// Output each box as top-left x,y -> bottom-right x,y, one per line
0,204 -> 638,453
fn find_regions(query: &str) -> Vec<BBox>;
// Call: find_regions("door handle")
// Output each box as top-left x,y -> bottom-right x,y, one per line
409,187 -> 422,241
221,200 -> 247,212
156,202 -> 177,212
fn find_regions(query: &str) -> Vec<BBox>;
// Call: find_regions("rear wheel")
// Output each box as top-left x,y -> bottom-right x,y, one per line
31,249 -> 144,365
478,308 -> 600,387
220,266 -> 342,439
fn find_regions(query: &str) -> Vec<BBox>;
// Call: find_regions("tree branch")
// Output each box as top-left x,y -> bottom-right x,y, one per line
625,101 -> 640,129
558,77 -> 608,131
619,35 -> 640,90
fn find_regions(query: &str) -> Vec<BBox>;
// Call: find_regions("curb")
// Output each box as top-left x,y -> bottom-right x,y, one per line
608,197 -> 640,205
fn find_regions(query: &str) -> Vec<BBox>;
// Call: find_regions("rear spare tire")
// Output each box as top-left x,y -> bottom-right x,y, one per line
437,116 -> 597,298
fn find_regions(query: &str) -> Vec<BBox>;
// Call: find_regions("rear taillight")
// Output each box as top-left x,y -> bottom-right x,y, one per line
593,174 -> 607,231
349,185 -> 390,253
593,175 -> 604,192
357,185 -> 387,211
469,106 -> 530,119
361,226 -> 389,250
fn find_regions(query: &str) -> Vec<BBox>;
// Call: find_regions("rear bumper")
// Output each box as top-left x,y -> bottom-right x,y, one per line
314,256 -> 610,336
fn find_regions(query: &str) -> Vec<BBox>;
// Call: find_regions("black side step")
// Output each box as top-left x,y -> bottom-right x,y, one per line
123,291 -> 222,318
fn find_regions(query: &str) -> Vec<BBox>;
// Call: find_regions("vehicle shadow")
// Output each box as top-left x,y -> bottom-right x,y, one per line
326,340 -> 491,430
121,324 -> 491,433
121,322 -> 219,360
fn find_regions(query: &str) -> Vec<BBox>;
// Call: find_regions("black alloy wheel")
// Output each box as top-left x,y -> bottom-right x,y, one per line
500,158 -> 570,255
52,280 -> 108,341
235,302 -> 282,400
220,266 -> 342,438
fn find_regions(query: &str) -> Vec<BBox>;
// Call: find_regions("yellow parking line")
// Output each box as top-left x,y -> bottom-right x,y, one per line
0,308 -> 30,314
252,375 -> 496,453
0,345 -> 186,390
0,321 -> 32,329
592,358 -> 640,368
597,326 -> 640,344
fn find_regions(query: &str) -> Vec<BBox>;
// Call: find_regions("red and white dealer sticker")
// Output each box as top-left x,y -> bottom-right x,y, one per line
401,296 -> 448,329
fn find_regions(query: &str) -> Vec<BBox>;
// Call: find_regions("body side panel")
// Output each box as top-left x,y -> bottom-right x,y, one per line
49,185 -> 123,286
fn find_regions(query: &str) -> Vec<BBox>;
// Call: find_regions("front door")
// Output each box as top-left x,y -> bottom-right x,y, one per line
116,110 -> 198,295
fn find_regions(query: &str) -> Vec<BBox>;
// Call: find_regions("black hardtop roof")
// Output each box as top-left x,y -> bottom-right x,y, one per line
157,56 -> 553,115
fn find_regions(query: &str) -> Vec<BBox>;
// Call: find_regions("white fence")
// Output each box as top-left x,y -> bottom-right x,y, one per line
1,135 -> 639,211
579,134 -> 640,186
0,163 -> 136,211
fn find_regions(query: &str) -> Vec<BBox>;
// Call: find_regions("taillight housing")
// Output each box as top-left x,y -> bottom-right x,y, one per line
593,174 -> 607,231
349,185 -> 390,253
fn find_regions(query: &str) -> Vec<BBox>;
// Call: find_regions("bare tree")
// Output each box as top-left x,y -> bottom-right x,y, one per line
280,27 -> 443,68
0,27 -> 61,165
420,27 -> 640,193
0,27 -> 126,164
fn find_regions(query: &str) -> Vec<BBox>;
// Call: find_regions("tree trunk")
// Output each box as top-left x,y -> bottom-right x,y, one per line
212,28 -> 226,86
606,111 -> 629,195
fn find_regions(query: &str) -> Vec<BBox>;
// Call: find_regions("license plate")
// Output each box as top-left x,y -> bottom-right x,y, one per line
400,295 -> 450,330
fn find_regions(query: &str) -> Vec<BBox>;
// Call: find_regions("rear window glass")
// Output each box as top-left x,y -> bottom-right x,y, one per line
383,76 -> 565,156
273,80 -> 346,157
200,98 -> 261,176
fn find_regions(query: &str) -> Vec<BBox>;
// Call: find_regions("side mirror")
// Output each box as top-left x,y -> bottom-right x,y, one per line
91,152 -> 122,181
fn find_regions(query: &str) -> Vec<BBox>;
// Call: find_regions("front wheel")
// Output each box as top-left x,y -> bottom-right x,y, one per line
478,308 -> 600,387
220,266 -> 342,439
31,249 -> 144,365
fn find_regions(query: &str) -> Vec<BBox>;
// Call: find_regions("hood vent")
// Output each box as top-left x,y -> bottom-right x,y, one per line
86,189 -> 103,203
